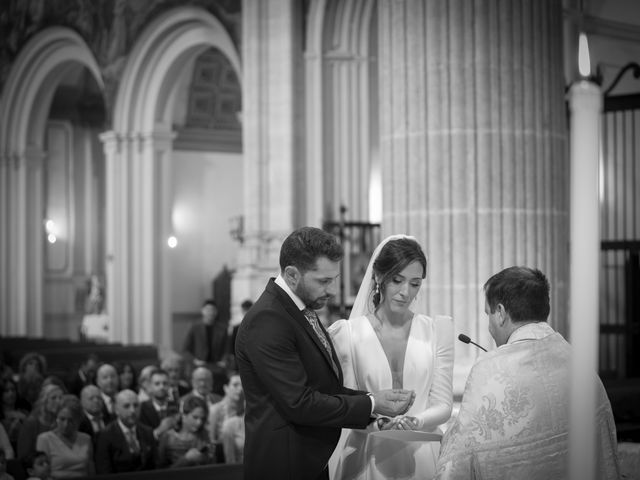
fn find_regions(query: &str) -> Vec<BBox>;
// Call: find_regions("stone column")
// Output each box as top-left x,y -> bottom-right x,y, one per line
100,131 -> 126,342
233,0 -> 305,309
101,129 -> 175,346
0,152 -> 28,335
0,153 -> 9,334
378,0 -> 568,389
25,146 -> 46,336
0,147 -> 44,336
140,129 -> 175,349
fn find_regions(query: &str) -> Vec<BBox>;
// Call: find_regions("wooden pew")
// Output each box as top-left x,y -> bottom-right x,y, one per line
6,460 -> 243,480
70,464 -> 243,480
0,338 -> 159,379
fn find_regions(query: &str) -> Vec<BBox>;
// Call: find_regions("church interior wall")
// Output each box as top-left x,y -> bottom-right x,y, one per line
0,1 -> 638,397
169,149 -> 243,351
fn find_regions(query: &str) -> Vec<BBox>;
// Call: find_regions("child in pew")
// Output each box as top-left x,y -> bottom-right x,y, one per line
22,451 -> 53,480
0,447 -> 15,480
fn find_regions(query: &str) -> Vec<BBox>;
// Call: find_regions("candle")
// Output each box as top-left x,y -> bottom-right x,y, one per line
568,33 -> 602,480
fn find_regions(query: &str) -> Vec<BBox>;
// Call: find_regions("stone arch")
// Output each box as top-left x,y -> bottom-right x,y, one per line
103,6 -> 241,345
0,27 -> 103,335
113,6 -> 240,133
305,0 -> 377,225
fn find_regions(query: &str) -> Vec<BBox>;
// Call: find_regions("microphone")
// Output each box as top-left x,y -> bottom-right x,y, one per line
458,334 -> 488,352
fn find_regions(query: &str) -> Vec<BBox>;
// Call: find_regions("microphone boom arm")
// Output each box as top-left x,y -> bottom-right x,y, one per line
458,333 -> 488,352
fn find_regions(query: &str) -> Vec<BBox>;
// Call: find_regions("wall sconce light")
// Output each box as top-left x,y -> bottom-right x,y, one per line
45,219 -> 57,244
229,215 -> 244,244
167,236 -> 178,248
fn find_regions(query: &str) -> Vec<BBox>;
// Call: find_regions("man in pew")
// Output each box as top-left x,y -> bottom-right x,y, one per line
138,369 -> 178,440
160,355 -> 190,403
181,367 -> 222,409
95,390 -> 157,474
78,385 -> 106,444
96,364 -> 118,424
66,354 -> 98,397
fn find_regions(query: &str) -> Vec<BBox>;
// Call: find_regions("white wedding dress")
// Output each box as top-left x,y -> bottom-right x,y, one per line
328,313 -> 454,480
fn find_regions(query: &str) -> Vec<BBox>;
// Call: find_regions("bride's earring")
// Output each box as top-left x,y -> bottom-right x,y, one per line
375,283 -> 380,295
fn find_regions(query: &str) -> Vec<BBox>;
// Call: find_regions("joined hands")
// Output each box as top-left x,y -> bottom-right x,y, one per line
377,415 -> 420,431
371,389 -> 415,417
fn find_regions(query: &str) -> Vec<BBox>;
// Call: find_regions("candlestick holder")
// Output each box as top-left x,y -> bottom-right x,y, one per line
603,62 -> 640,96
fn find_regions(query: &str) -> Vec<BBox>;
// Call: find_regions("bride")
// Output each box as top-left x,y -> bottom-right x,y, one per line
328,235 -> 454,480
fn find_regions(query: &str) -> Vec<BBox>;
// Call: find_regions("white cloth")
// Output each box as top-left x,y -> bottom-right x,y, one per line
435,322 -> 620,480
328,313 -> 454,480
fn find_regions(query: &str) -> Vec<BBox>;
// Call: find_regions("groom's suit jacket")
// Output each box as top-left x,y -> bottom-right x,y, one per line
235,279 -> 372,480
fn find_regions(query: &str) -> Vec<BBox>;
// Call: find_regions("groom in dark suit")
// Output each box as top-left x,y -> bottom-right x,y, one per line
236,227 -> 415,480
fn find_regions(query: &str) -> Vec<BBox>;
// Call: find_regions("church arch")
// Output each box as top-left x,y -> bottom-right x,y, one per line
104,6 -> 241,345
0,27 -> 103,335
305,0 -> 378,225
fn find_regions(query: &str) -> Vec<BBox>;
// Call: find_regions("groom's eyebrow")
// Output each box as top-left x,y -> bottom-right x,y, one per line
322,273 -> 340,281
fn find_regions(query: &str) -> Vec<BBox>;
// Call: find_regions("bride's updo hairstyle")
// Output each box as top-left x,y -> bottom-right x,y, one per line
371,238 -> 427,308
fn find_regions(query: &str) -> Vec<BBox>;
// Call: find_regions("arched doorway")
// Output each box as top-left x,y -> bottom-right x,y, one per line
0,27 -> 105,337
106,6 -> 242,347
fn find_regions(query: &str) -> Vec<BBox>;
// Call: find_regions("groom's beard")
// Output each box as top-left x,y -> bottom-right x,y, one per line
294,283 -> 331,310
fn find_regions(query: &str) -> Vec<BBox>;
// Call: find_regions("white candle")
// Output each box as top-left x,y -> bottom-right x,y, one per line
568,33 -> 602,480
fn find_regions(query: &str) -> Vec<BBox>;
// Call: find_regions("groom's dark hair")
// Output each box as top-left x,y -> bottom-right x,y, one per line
280,227 -> 343,273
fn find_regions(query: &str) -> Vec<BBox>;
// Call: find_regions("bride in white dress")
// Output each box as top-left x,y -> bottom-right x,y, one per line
328,235 -> 454,480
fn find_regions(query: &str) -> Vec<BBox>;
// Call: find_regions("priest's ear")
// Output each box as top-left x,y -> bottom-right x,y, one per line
496,303 -> 508,326
283,265 -> 301,287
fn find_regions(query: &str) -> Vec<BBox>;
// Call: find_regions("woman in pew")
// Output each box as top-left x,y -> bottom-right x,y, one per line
208,371 -> 243,463
0,378 -> 28,451
17,385 -> 63,459
35,396 -> 94,478
115,363 -> 138,393
17,353 -> 47,410
157,395 -> 215,468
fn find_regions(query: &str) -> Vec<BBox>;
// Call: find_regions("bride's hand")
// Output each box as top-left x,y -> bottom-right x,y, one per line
391,415 -> 419,430
376,417 -> 394,431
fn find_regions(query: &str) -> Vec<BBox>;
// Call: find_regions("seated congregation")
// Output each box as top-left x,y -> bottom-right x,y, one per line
0,339 -> 244,480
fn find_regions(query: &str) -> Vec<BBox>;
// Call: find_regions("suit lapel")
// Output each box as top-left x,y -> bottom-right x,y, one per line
267,279 -> 342,380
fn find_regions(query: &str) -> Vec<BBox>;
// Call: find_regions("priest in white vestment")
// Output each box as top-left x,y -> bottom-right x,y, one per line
436,266 -> 620,480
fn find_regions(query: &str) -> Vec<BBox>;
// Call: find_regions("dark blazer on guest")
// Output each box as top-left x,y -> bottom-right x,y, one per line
94,421 -> 157,474
138,400 -> 177,431
235,279 -> 372,480
78,412 -> 104,445
182,321 -> 228,364
100,396 -> 116,426
66,370 -> 93,397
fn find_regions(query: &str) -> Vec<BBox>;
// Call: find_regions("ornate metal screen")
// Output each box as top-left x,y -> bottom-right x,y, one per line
599,63 -> 640,380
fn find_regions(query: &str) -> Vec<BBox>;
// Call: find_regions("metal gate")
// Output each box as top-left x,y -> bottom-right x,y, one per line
599,63 -> 640,380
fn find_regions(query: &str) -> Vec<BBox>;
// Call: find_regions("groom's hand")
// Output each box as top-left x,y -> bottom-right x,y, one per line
371,389 -> 415,417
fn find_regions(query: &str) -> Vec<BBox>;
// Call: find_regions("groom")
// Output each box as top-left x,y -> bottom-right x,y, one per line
236,227 -> 415,480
